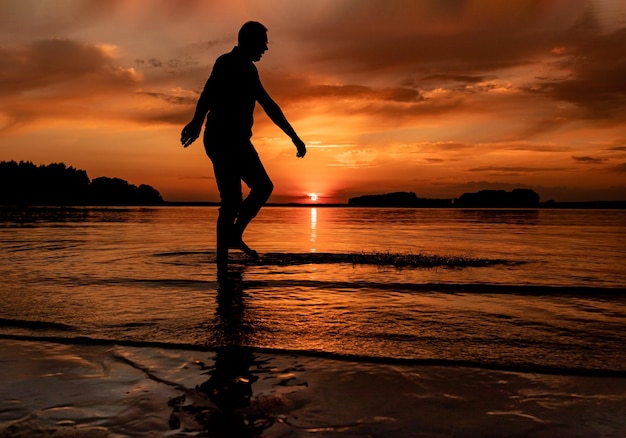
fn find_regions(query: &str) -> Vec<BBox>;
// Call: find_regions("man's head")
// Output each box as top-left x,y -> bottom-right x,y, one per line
238,21 -> 268,62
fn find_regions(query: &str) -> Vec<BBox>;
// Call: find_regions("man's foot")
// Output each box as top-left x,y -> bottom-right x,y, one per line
229,236 -> 259,259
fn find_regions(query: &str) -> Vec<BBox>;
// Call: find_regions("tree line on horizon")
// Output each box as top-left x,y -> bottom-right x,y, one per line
0,161 -> 163,206
348,189 -> 541,208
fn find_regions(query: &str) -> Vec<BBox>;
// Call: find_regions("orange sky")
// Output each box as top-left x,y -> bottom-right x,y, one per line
1,0 -> 625,203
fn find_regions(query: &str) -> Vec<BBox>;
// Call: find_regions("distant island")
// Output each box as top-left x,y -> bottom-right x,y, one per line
348,192 -> 452,208
349,190 -> 625,209
0,161 -> 163,206
455,189 -> 540,207
348,189 -> 540,208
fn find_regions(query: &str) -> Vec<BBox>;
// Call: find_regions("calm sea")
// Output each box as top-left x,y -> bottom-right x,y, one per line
1,206 -> 625,375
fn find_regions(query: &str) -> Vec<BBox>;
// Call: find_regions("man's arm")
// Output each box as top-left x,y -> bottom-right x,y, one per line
180,92 -> 209,148
257,86 -> 306,158
181,66 -> 219,148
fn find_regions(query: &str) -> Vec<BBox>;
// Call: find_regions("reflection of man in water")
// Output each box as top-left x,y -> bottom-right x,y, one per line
181,21 -> 306,273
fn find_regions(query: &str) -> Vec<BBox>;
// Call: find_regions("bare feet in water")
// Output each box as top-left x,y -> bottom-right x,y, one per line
229,236 -> 259,259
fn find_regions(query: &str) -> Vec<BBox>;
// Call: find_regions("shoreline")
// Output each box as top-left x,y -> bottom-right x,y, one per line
2,333 -> 625,379
2,338 -> 626,437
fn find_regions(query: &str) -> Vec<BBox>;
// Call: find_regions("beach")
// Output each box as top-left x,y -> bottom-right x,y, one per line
2,338 -> 626,437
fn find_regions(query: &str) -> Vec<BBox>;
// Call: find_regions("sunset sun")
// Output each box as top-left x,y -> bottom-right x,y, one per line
309,193 -> 319,202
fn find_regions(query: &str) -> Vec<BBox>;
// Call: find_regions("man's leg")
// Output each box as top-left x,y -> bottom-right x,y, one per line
208,149 -> 244,269
232,144 -> 273,251
216,200 -> 240,266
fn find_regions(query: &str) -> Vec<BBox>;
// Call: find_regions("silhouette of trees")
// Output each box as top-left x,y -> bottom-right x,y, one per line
89,177 -> 164,205
0,161 -> 163,206
455,189 -> 540,207
348,189 -> 541,208
348,192 -> 453,207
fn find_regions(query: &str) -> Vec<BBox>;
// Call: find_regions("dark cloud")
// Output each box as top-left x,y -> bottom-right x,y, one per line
532,18 -> 626,120
136,56 -> 199,71
468,166 -> 566,173
307,84 -> 423,103
0,38 -> 139,97
0,0 -> 119,37
421,74 -> 490,84
282,3 -> 625,132
507,144 -> 571,153
147,58 -> 163,68
262,72 -> 423,104
572,156 -> 606,164
0,38 -> 144,131
133,108 -> 193,126
306,30 -> 543,78
138,91 -> 197,105
610,162 -> 626,172
294,2 -> 568,80
431,180 -> 538,192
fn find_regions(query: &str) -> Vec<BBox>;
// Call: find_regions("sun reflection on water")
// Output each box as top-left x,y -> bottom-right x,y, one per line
310,207 -> 317,252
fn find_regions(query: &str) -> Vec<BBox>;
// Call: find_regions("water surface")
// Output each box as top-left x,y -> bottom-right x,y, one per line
1,206 -> 625,374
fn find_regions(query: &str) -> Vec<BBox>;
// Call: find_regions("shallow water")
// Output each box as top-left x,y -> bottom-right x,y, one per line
1,206 -> 625,374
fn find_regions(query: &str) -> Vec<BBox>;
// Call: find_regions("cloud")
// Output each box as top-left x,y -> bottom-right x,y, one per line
271,2 -> 625,140
135,56 -> 200,72
413,141 -> 473,152
294,2 -> 588,80
531,17 -> 626,121
0,37 -> 202,130
138,90 -> 197,106
261,72 -> 423,104
330,148 -> 379,168
0,0 -> 117,37
0,38 -> 140,96
572,155 -> 606,164
610,162 -> 626,172
421,74 -> 490,84
307,84 -> 423,103
468,166 -> 566,173
503,143 -> 572,153
0,38 -> 141,131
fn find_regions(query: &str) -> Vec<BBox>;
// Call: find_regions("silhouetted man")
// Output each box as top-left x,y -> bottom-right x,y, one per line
181,21 -> 306,273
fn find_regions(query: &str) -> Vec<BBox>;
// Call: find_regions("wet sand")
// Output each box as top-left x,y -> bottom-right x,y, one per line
1,338 -> 625,437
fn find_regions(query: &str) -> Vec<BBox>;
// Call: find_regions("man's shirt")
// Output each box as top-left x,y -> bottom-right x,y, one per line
202,46 -> 262,143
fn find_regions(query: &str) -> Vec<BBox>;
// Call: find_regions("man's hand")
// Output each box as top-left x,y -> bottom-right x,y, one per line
181,121 -> 201,148
294,137 -> 306,158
